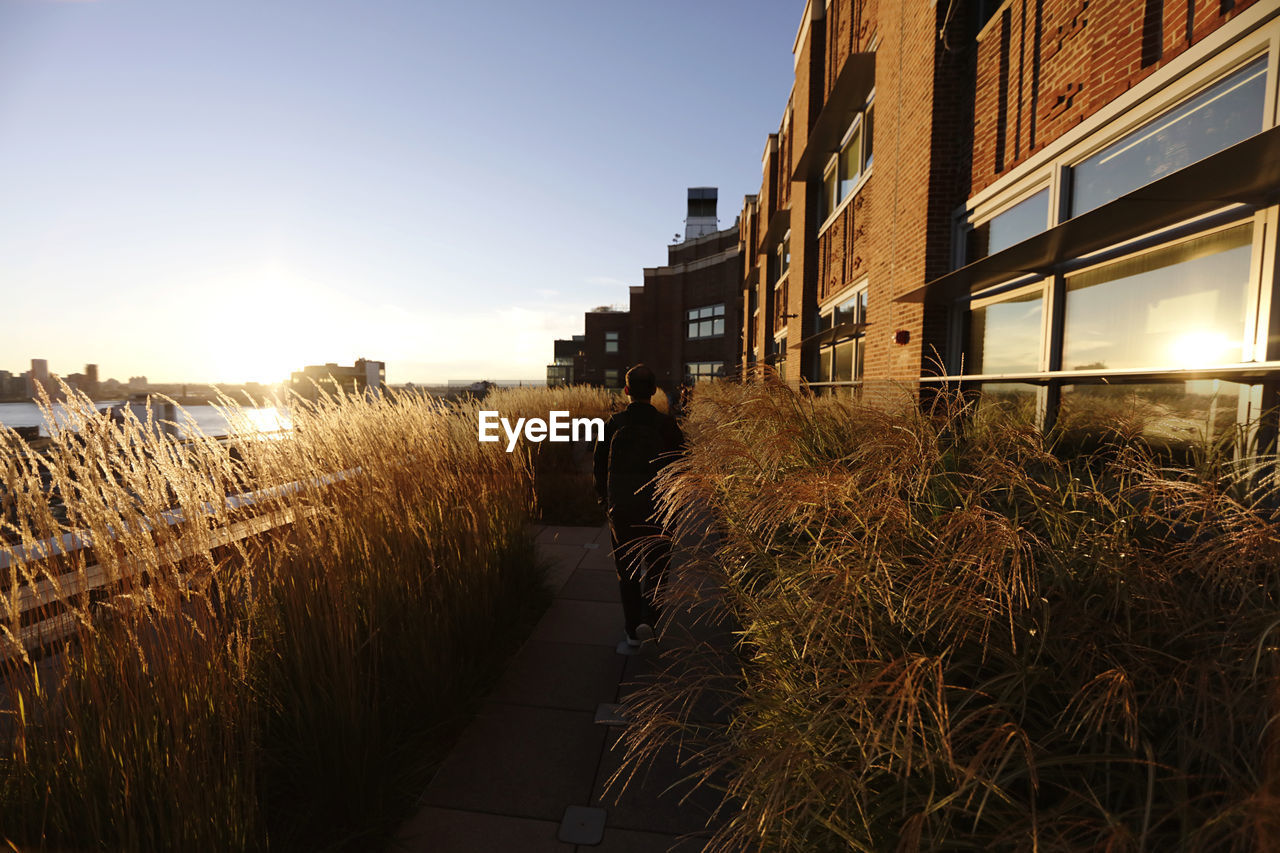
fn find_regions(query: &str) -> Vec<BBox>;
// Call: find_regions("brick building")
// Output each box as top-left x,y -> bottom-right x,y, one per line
581,308 -> 631,389
741,0 -> 1280,441
548,189 -> 743,399
289,358 -> 386,401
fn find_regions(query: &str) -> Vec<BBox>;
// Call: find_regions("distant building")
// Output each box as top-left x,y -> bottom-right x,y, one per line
581,308 -> 630,389
27,359 -> 50,398
128,376 -> 148,393
85,364 -> 100,398
547,335 -> 586,386
289,358 -> 386,401
547,188 -> 743,399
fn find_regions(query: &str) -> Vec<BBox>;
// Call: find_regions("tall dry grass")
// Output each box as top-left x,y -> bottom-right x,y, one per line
0,384 -> 588,850
619,377 -> 1280,852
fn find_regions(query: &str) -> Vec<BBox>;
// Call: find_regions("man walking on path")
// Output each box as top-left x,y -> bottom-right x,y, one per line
594,364 -> 685,648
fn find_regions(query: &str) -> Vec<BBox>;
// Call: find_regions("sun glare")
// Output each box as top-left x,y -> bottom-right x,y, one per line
1168,331 -> 1237,369
196,268 -> 347,385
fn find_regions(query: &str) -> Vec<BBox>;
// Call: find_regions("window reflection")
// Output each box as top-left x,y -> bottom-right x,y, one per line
967,287 -> 1043,375
839,124 -> 863,198
968,189 -> 1050,261
1070,56 -> 1266,216
973,382 -> 1039,422
1062,224 -> 1252,371
1057,380 -> 1243,451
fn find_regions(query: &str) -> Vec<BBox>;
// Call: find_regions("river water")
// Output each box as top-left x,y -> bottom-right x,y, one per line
0,401 -> 290,439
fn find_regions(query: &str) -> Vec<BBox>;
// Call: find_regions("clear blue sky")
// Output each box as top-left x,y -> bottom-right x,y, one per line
0,0 -> 802,385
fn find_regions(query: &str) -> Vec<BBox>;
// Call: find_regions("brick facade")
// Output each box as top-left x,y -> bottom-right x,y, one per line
740,0 -> 1278,402
741,0 -> 976,388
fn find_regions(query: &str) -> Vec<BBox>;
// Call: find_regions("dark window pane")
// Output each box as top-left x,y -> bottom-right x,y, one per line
815,348 -> 832,381
833,340 -> 854,381
1070,56 -> 1266,216
1062,223 -> 1252,371
967,287 -> 1043,375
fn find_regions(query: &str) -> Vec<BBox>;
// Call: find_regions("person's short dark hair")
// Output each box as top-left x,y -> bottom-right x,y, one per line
625,364 -> 656,400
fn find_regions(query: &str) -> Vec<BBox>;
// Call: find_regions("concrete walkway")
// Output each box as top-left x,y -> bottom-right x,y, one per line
393,524 -> 731,852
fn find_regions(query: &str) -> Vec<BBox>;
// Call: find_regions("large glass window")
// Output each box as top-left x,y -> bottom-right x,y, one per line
1070,56 -> 1267,216
687,304 -> 726,339
1061,223 -> 1253,371
1057,380 -> 1245,451
605,331 -> 619,353
973,383 -> 1040,421
967,286 -> 1044,375
968,188 -> 1050,261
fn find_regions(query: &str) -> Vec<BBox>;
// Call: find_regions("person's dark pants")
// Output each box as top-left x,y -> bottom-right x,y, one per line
608,514 -> 672,636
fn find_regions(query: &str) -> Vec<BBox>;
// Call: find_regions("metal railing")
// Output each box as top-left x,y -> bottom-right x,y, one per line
2,467 -> 357,659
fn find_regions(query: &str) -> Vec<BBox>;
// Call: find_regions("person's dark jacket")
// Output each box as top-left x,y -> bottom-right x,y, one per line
593,401 -> 684,519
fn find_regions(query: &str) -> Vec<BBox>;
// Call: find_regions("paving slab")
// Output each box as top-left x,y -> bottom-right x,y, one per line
560,567 -> 623,603
559,805 -> 607,845
541,542 -> 588,593
489,640 -> 626,711
398,522 -> 735,851
421,703 -> 607,822
579,548 -> 619,572
530,598 -> 625,647
393,807 -> 570,853
591,827 -> 710,853
538,526 -> 606,546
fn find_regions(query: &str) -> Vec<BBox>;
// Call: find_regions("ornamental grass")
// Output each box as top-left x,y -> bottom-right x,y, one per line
0,383 -> 609,851
618,376 -> 1280,852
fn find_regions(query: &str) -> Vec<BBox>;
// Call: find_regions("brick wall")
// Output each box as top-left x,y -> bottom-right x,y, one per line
972,0 -> 1263,194
581,311 -> 630,387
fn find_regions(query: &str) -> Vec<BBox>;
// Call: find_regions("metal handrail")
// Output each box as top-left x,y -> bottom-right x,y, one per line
2,466 -> 359,658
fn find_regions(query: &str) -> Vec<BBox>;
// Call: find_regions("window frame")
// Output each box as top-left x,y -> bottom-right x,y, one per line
686,303 -> 727,340
810,280 -> 870,392
685,361 -> 725,382
817,92 -> 876,235
955,37 -> 1276,253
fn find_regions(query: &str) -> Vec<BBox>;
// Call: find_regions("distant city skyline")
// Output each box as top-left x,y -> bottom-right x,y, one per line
0,0 -> 803,384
